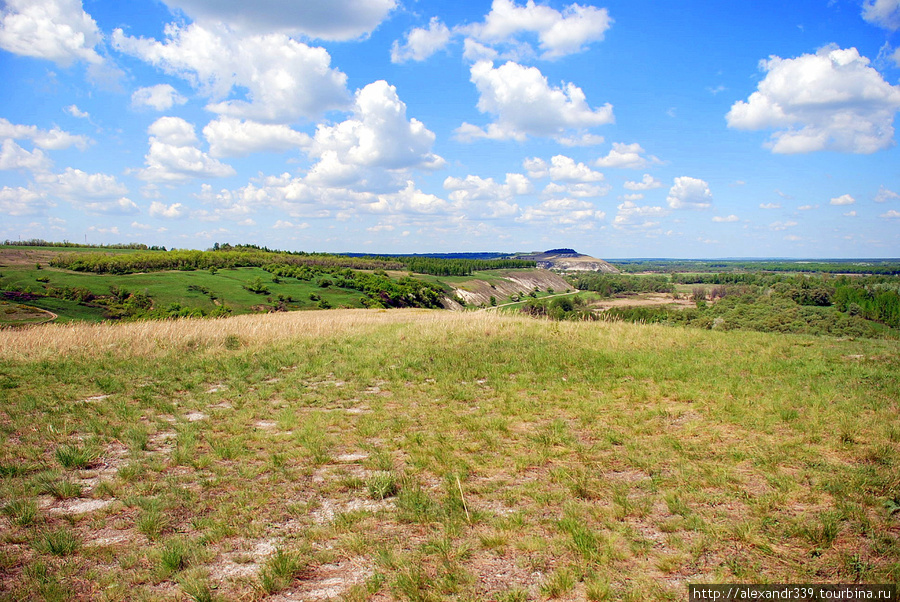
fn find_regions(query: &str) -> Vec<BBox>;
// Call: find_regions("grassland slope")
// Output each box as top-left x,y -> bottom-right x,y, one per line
0,310 -> 897,600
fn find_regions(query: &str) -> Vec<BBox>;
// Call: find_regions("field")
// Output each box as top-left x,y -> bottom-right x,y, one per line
0,310 -> 898,600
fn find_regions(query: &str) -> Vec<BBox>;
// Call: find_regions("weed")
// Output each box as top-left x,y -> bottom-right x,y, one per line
157,537 -> 193,578
2,498 -> 38,526
367,471 -> 400,500
497,588 -> 529,602
33,472 -> 82,499
137,508 -> 169,540
34,527 -> 81,556
55,442 -> 100,469
257,548 -> 306,594
539,568 -> 575,598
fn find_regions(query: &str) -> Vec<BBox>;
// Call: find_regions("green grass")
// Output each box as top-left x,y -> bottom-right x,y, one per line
0,309 -> 898,599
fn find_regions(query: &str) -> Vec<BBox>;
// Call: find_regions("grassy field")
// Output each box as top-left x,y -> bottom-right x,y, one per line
0,310 -> 898,600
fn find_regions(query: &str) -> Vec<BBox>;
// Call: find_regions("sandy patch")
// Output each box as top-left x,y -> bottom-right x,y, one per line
49,498 -> 115,515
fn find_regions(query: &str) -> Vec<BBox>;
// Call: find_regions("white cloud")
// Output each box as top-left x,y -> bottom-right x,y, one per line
624,174 -> 663,191
843,210 -> 857,217
444,173 -> 528,218
149,201 -> 186,219
0,118 -> 90,150
203,117 -> 310,158
556,133 -> 605,147
797,204 -> 818,210
159,0 -> 396,41
770,220 -> 798,231
391,17 -> 452,63
307,81 -> 445,191
456,60 -> 613,142
726,45 -> 900,153
519,198 -> 604,226
367,181 -> 450,215
613,200 -> 667,230
829,194 -> 855,205
759,202 -> 781,209
0,139 -> 52,172
0,0 -> 102,66
113,23 -> 350,123
880,209 -> 900,218
875,186 -> 899,202
0,186 -> 51,216
132,84 -> 188,111
543,182 -> 610,198
667,177 -> 712,210
65,104 -> 89,119
595,142 -> 657,169
712,215 -> 739,223
37,167 -> 138,214
525,155 -> 604,183
862,0 -> 900,31
461,0 -> 612,60
136,116 -> 235,183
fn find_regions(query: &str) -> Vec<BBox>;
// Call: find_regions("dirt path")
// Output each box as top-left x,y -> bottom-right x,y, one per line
481,290 -> 582,311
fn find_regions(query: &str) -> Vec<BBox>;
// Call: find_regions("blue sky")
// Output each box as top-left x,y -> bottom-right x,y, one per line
1,0 -> 899,258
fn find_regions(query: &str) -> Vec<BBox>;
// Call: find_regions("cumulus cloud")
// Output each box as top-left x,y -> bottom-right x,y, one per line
0,0 -> 102,66
391,17 -> 452,63
543,182 -> 610,198
307,81 -> 444,191
461,0 -> 612,60
159,0 -> 396,41
759,202 -> 781,209
595,142 -> 658,169
136,116 -> 235,183
830,194 -> 855,205
726,45 -> 900,154
862,0 -> 900,31
613,200 -> 667,230
204,117 -> 310,157
712,214 -> 739,223
456,60 -> 613,142
0,118 -> 90,150
113,23 -> 350,123
667,177 -> 712,210
623,174 -> 663,191
519,198 -> 605,226
0,186 -> 52,216
132,84 -> 188,111
366,181 -> 450,215
881,209 -> 900,218
875,186 -> 899,202
65,105 -> 89,119
770,220 -> 798,231
38,167 -> 139,214
524,155 -> 604,182
149,201 -> 186,219
0,139 -> 52,172
444,173 -> 528,218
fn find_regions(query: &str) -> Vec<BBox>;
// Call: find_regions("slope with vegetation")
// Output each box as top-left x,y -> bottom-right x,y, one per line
0,311 -> 897,600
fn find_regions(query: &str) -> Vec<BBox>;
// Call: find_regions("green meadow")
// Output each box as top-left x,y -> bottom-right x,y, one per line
0,310 -> 897,600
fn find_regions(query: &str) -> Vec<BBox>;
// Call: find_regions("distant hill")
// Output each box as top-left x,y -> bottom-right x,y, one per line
515,249 -> 619,273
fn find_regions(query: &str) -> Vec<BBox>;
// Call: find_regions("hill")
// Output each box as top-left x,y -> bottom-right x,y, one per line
517,249 -> 619,273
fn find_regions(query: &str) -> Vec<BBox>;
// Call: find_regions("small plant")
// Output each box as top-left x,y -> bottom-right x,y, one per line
33,473 -> 82,499
55,443 -> 100,469
157,537 -> 192,578
34,528 -> 81,556
258,549 -> 305,594
539,568 -> 575,598
2,499 -> 38,526
137,508 -> 169,540
367,471 -> 399,500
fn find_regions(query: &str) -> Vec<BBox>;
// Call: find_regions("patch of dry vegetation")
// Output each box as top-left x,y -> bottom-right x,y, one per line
0,310 -> 898,600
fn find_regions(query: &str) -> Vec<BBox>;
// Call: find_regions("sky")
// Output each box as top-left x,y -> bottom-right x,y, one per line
1,0 -> 900,259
